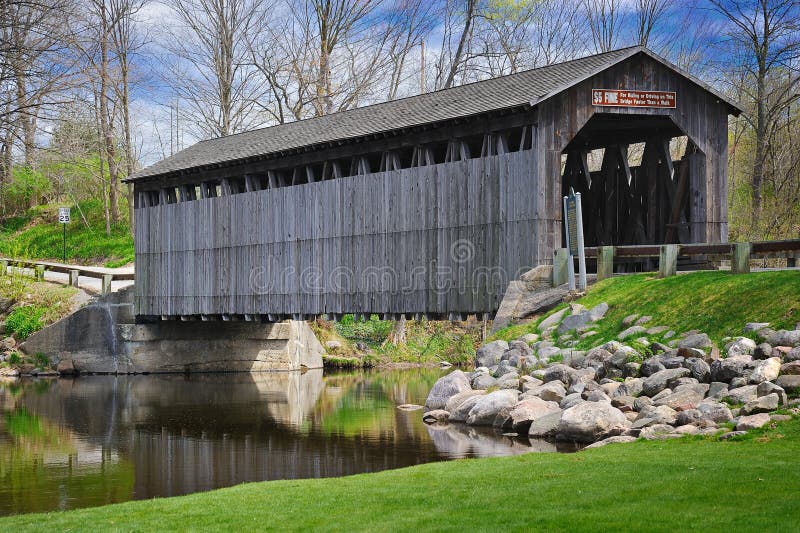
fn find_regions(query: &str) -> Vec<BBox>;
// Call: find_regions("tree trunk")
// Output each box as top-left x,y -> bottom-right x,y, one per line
390,316 -> 407,345
443,0 -> 476,89
98,2 -> 120,225
751,66 -> 766,227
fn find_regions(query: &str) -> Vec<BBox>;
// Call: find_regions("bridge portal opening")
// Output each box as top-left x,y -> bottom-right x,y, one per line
560,113 -> 704,249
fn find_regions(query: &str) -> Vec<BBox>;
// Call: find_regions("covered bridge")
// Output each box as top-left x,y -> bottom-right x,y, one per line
126,46 -> 740,321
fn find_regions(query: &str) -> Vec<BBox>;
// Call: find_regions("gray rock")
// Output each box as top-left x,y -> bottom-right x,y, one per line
724,385 -> 758,404
776,375 -> 800,393
647,327 -> 669,336
623,362 -> 641,378
641,367 -> 691,397
730,376 -> 749,389
675,409 -> 704,426
749,357 -> 781,384
466,390 -> 520,426
543,363 -> 575,385
585,389 -> 611,403
683,357 -> 710,383
508,340 -> 534,358
661,356 -> 686,369
633,396 -> 653,411
588,303 -> 610,321
653,387 -> 705,410
449,395 -> 484,422
560,393 -> 584,410
537,346 -> 562,362
611,395 -> 636,411
616,378 -> 644,398
726,337 -> 757,357
473,373 -> 497,390
736,413 -> 771,431
523,380 -> 567,403
708,382 -> 729,398
584,348 -> 614,369
569,367 -> 598,387
518,333 -> 540,345
781,361 -> 800,374
650,388 -> 673,403
756,381 -> 787,406
784,347 -> 800,362
636,404 -> 678,425
425,370 -> 472,410
622,314 -> 640,326
585,435 -> 637,449
528,411 -> 563,438
503,397 -> 561,431
422,410 -> 450,424
743,322 -> 770,333
557,401 -> 628,443
679,333 -> 712,350
710,358 -> 750,383
697,400 -> 733,422
521,377 -> 544,391
754,343 -> 773,360
539,308 -> 568,332
475,340 -> 508,368
636,315 -> 653,326
497,377 -> 521,390
720,430 -> 748,440
740,393 -> 779,415
641,357 -> 666,377
640,424 -> 679,440
618,326 -> 647,340
766,329 -> 800,347
444,390 -> 486,413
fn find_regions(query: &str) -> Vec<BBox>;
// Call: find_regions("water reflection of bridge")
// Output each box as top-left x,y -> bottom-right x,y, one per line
8,370 -> 563,506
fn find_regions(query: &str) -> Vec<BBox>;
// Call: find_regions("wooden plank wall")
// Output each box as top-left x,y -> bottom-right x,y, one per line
134,150 -> 543,317
539,53 -> 730,248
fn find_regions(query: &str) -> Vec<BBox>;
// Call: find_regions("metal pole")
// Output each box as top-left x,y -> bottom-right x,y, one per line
63,223 -> 66,263
563,195 -> 575,291
576,192 -> 587,290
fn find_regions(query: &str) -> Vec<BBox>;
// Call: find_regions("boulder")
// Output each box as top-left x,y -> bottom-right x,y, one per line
679,333 -> 712,350
724,385 -> 758,404
756,381 -> 787,406
743,322 -> 770,333
754,343 -> 774,360
618,326 -> 647,340
616,378 -> 644,398
528,411 -> 562,438
560,393 -> 584,410
653,387 -> 705,410
765,330 -> 800,347
325,340 -> 342,350
726,337 -> 757,357
472,373 -> 497,390
708,382 -> 729,398
466,390 -> 520,426
710,358 -> 750,383
518,333 -> 539,345
642,367 -> 691,397
543,363 -> 575,385
740,393 -> 779,415
523,380 -> 567,403
697,400 -> 733,423
682,357 -> 710,383
475,340 -> 509,368
749,357 -> 781,384
783,347 -> 800,362
585,435 -> 637,449
557,402 -> 628,443
584,348 -> 614,369
776,375 -> 800,393
780,361 -> 800,375
736,413 -> 771,431
557,303 -> 608,335
641,357 -> 666,377
675,409 -> 704,426
622,314 -> 640,326
539,308 -> 568,332
503,397 -> 561,432
508,340 -> 534,358
422,410 -> 450,424
449,395 -> 484,422
537,346 -> 562,362
640,424 -> 679,440
636,404 -> 677,425
444,390 -> 486,413
425,370 -> 473,410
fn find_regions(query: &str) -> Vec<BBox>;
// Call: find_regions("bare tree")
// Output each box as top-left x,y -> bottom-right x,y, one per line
709,0 -> 800,222
163,0 -> 270,138
437,0 -> 479,89
635,0 -> 669,47
584,0 -> 622,53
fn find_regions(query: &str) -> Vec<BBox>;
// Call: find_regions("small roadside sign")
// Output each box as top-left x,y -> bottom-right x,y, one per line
58,207 -> 71,224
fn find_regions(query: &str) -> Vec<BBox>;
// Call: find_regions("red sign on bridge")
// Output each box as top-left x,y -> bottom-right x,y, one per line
592,89 -> 676,108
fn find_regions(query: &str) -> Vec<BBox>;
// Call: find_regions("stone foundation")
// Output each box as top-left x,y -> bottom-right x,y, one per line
19,286 -> 324,373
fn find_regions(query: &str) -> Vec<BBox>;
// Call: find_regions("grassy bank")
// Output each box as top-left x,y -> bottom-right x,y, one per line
0,200 -> 133,268
313,316 -> 481,368
491,270 -> 800,349
1,414 -> 798,531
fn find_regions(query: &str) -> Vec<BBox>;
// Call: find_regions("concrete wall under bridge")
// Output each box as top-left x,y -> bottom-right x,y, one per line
19,286 -> 324,374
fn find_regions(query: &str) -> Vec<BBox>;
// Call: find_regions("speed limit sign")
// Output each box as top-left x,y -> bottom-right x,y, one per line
58,207 -> 70,223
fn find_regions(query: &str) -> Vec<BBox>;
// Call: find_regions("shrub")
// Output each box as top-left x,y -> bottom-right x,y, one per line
5,305 -> 45,340
334,314 -> 393,344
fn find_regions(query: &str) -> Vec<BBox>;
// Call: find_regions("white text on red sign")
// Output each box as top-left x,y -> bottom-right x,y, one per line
592,89 -> 676,109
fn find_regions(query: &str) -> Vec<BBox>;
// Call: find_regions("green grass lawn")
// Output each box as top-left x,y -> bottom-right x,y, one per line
2,416 -> 799,531
492,270 -> 800,350
0,200 -> 133,267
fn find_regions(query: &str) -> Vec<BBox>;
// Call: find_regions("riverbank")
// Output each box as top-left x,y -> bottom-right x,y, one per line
2,415 -> 798,531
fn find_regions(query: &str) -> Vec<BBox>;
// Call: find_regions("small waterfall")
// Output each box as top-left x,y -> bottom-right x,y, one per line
96,301 -> 120,373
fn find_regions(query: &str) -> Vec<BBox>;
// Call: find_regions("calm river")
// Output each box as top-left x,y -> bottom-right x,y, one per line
0,368 -> 572,516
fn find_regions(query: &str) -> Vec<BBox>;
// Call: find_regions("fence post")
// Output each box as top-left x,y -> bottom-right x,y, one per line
597,246 -> 615,280
658,245 -> 678,278
732,242 -> 751,274
553,248 -> 569,287
101,274 -> 113,295
69,270 -> 79,287
34,265 -> 45,281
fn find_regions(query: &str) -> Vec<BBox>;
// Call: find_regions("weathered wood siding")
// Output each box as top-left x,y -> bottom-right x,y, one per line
134,150 -> 542,317
538,53 -> 729,247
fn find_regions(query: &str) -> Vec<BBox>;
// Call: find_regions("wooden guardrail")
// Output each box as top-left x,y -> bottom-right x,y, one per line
0,258 -> 134,295
553,239 -> 800,285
